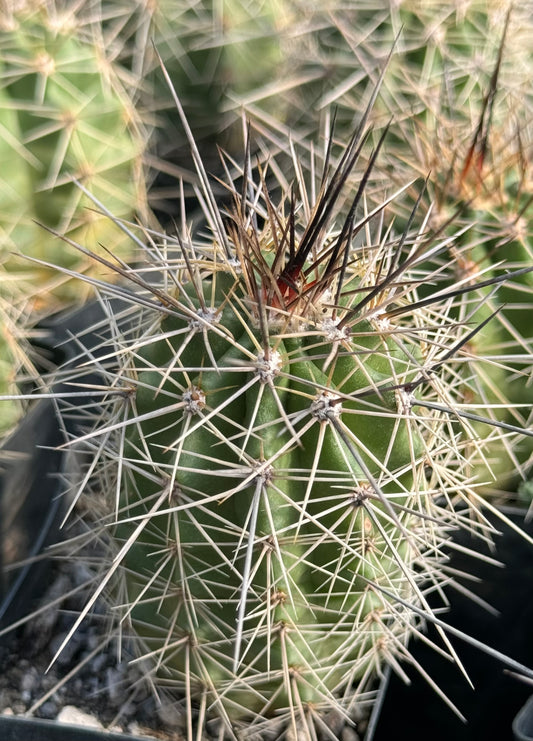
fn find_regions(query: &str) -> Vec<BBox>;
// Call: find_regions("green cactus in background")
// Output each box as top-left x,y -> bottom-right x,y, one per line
377,2 -> 533,490
91,0 -> 291,211
91,0 -> 395,215
41,87 -> 533,737
0,0 -> 149,302
0,0 -> 150,435
0,301 -> 37,434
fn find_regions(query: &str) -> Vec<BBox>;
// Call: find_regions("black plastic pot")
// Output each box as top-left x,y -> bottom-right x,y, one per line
0,299 -> 130,631
0,399 -> 67,630
0,715 -> 153,741
514,695 -> 533,741
371,507 -> 533,741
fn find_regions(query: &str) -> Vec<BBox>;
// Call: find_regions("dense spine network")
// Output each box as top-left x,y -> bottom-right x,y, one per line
38,97 -> 533,739
1,3 -> 533,738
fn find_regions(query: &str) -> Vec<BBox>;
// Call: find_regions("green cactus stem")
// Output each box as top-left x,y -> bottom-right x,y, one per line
0,1 -> 149,307
34,90 -> 533,738
0,0 -> 150,436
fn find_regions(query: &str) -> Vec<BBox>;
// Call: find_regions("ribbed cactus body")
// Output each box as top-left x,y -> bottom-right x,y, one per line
0,2 -> 149,436
39,112 -> 503,737
113,256 -> 422,718
0,4 -> 147,304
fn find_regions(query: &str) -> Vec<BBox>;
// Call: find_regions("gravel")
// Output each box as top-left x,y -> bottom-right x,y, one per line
0,554 -> 173,740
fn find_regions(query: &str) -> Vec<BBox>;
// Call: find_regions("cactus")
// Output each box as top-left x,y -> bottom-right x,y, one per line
0,302 -> 34,435
1,3 -> 532,736
0,1 -> 149,304
33,78 -> 533,739
285,1 -> 533,492
92,0 -> 291,206
0,0 -> 150,435
147,0 -> 533,491
92,1 -> 395,214
381,2 -> 533,490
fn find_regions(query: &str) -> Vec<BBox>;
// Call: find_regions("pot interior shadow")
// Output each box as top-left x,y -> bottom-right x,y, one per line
371,506 -> 533,741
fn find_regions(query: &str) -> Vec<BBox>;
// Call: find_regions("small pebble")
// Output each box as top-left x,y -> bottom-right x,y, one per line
20,668 -> 38,702
49,631 -> 81,667
105,667 -> 124,703
341,727 -> 361,741
57,705 -> 103,729
157,700 -> 185,728
38,701 -> 59,719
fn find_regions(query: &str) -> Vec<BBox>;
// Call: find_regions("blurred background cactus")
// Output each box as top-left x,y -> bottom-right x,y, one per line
368,1 -> 533,493
0,0 -> 149,302
0,0 -> 149,435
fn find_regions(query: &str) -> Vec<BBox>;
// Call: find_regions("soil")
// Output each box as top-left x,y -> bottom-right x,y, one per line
0,553 -> 178,740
